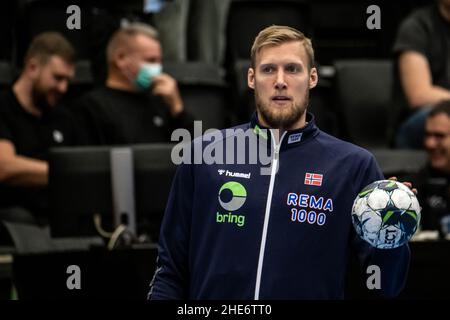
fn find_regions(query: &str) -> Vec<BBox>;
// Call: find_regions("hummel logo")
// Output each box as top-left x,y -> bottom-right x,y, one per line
217,169 -> 251,179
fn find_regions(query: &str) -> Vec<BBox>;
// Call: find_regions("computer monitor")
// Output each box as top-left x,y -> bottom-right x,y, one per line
133,144 -> 177,242
49,144 -> 177,241
49,145 -> 112,238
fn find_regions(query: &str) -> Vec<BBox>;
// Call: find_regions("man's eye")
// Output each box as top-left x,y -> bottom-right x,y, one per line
262,66 -> 275,73
286,65 -> 299,73
426,132 -> 447,139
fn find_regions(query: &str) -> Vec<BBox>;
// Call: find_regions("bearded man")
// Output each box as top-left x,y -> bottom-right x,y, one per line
148,25 -> 411,300
0,32 -> 82,225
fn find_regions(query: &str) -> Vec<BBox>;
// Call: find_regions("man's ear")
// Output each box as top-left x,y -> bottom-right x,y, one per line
114,49 -> 128,70
248,67 -> 255,90
309,67 -> 318,89
26,57 -> 40,78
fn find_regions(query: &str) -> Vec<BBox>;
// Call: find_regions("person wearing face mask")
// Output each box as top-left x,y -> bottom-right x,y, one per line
71,23 -> 193,145
0,32 -> 82,226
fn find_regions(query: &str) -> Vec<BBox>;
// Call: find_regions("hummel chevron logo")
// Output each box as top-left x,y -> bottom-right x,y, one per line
217,169 -> 251,179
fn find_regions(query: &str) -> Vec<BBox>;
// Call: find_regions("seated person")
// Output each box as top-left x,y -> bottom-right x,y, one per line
410,100 -> 450,236
392,0 -> 450,149
72,22 -> 193,145
0,32 -> 83,226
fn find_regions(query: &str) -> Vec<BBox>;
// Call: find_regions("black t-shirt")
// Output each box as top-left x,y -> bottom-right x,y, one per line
0,88 -> 84,219
71,86 -> 194,145
391,4 -> 450,127
393,4 -> 450,90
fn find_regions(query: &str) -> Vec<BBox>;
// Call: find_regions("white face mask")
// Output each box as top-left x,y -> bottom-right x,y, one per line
134,63 -> 162,90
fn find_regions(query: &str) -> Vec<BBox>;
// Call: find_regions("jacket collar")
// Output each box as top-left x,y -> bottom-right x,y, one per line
250,111 -> 320,150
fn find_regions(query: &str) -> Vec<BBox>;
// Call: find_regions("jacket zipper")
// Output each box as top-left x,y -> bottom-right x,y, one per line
254,130 -> 286,300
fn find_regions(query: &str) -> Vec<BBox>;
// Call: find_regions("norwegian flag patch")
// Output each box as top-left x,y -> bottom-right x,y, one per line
304,173 -> 323,186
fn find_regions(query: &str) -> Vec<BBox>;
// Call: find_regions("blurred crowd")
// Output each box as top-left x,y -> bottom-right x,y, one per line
0,0 -> 449,249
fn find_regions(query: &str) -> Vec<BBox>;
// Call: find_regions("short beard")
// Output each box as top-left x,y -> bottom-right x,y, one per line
255,90 -> 309,130
31,83 -> 54,113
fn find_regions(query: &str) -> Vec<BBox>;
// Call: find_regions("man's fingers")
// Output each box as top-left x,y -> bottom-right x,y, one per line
402,181 -> 412,188
387,177 -> 417,194
397,181 -> 418,195
151,76 -> 167,86
153,87 -> 170,96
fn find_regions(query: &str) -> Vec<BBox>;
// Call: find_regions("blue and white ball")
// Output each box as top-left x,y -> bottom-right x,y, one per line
352,180 -> 421,249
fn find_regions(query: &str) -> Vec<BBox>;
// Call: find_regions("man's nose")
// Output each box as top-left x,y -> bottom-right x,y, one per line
57,80 -> 68,93
274,70 -> 287,90
424,136 -> 438,149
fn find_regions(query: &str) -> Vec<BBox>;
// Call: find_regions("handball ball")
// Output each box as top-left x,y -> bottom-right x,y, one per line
352,180 -> 421,249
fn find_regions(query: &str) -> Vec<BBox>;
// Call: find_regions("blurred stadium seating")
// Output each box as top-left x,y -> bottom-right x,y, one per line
163,62 -> 232,129
334,59 -> 393,148
0,0 -> 440,300
0,0 -> 431,135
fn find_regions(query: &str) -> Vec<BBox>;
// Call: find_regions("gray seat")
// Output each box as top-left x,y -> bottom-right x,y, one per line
2,221 -> 103,254
65,60 -> 95,100
0,62 -> 15,88
2,222 -> 54,254
369,148 -> 428,177
163,62 -> 231,129
334,59 -> 393,148
225,0 -> 310,62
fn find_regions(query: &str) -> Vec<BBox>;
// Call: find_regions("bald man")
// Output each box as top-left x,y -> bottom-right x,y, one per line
72,23 -> 193,145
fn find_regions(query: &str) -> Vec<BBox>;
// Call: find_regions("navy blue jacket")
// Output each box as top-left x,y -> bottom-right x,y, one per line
149,113 -> 410,299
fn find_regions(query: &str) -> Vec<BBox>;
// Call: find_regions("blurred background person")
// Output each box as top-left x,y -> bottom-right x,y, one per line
71,22 -> 193,145
409,100 -> 450,236
393,0 -> 450,149
0,32 -> 82,227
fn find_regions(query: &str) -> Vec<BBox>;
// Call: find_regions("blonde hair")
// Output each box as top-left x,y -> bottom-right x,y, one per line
250,25 -> 314,69
106,22 -> 159,63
